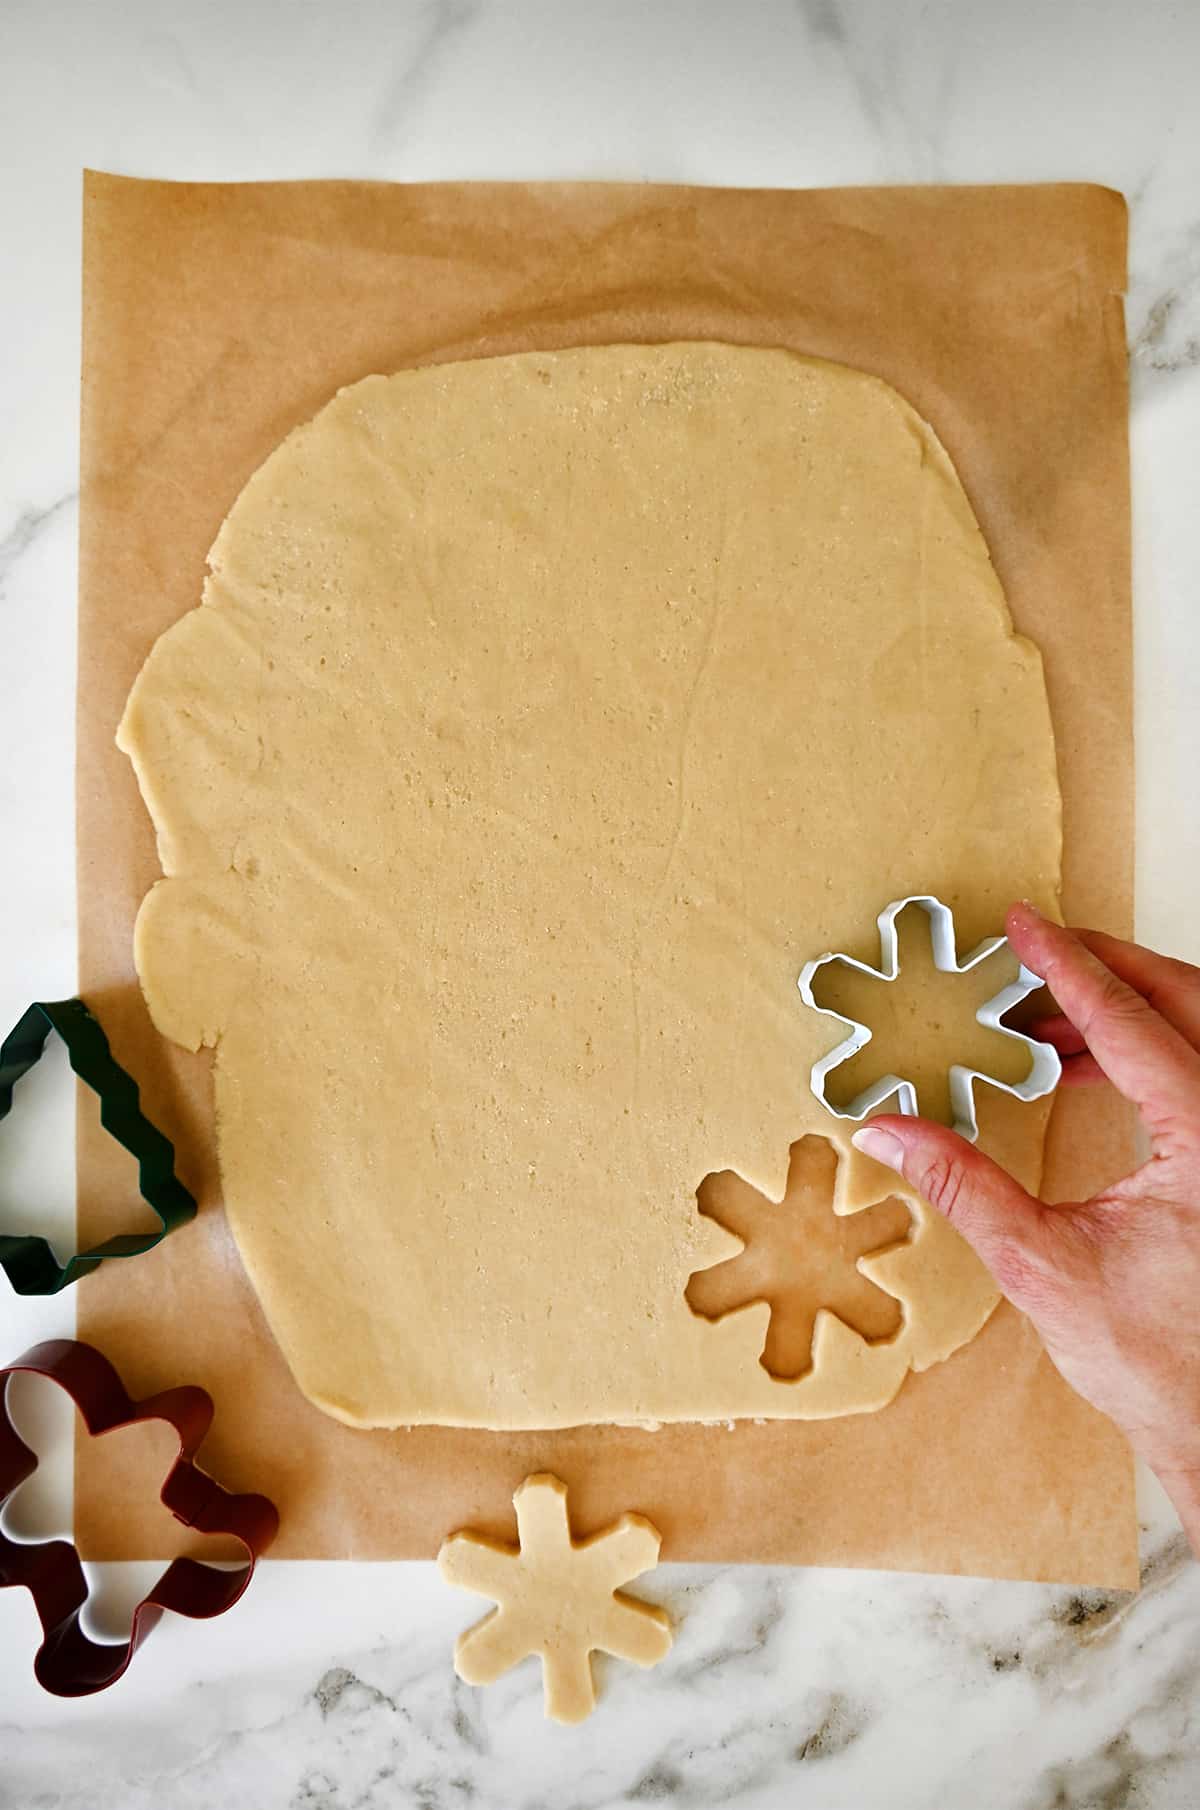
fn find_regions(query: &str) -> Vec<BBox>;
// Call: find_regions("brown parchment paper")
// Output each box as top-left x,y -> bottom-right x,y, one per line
75,174 -> 1136,1586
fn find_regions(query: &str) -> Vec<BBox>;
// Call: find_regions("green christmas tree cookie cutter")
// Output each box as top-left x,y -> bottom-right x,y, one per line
0,999 -> 196,1294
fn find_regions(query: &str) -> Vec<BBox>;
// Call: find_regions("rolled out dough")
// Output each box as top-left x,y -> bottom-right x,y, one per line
118,343 -> 1061,1429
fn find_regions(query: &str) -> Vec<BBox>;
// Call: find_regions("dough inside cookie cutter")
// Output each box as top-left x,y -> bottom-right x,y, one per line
797,894 -> 1062,1144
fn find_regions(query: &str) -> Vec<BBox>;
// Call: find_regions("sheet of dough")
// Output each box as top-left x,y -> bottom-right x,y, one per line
118,341 -> 1060,1430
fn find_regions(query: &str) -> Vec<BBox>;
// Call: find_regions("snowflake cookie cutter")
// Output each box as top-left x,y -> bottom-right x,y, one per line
797,894 -> 1061,1144
0,1338 -> 279,1696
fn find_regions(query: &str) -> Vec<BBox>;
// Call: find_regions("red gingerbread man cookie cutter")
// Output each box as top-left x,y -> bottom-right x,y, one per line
0,1339 -> 278,1695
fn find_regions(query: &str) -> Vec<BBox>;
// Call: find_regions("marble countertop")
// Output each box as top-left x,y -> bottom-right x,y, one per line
2,2 -> 1199,1805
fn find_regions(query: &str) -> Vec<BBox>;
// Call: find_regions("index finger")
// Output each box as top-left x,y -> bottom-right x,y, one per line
1006,903 -> 1200,1149
1075,929 -> 1200,1054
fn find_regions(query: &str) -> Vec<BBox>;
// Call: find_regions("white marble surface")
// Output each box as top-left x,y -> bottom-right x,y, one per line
2,1 -> 1200,1804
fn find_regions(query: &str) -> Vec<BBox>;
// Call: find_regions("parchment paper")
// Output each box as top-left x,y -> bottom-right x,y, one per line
75,174 -> 1136,1585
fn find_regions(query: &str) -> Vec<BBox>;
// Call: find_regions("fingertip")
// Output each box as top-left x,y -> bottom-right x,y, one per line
1006,899 -> 1053,947
851,1114 -> 965,1185
1004,901 -> 1039,957
1006,900 -> 1077,980
850,1124 -> 907,1173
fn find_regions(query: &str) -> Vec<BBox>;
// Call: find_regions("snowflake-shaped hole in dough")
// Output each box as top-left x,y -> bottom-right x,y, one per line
685,1134 -> 912,1380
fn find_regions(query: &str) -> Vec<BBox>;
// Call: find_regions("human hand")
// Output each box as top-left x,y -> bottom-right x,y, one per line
851,901 -> 1200,1553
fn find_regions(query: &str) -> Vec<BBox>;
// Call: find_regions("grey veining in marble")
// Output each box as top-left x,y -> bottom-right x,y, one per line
369,0 -> 484,154
5,1532 -> 1200,1809
0,494 -> 75,598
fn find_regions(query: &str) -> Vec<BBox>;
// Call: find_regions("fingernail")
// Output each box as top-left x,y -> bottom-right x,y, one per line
851,1126 -> 906,1172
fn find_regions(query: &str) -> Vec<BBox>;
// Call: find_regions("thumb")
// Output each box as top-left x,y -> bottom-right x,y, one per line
851,1118 -> 1051,1309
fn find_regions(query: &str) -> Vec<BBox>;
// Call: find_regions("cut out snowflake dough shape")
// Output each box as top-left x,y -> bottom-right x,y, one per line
797,894 -> 1061,1143
685,1135 -> 911,1379
438,1473 -> 672,1724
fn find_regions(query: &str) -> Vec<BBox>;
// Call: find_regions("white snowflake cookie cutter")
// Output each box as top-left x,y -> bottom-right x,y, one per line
797,894 -> 1062,1145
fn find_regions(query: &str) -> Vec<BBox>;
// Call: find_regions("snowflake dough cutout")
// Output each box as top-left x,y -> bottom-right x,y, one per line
685,1134 -> 911,1378
438,1474 -> 672,1724
798,893 -> 1061,1142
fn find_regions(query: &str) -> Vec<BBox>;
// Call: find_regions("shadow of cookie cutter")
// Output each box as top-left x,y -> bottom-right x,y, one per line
0,999 -> 197,1294
797,894 -> 1062,1144
0,1338 -> 279,1695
